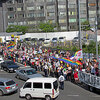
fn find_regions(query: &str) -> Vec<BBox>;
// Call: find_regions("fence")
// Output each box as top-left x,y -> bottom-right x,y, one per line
79,71 -> 100,89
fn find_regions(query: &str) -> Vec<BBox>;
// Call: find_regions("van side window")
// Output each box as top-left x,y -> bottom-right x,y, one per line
23,82 -> 31,89
33,83 -> 42,88
0,82 -> 4,86
44,83 -> 51,89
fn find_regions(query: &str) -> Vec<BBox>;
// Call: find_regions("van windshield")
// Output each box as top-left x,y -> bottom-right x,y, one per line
53,80 -> 58,90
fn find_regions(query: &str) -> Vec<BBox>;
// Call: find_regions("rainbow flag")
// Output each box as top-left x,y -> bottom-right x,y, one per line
51,56 -> 82,66
61,58 -> 78,66
7,43 -> 15,49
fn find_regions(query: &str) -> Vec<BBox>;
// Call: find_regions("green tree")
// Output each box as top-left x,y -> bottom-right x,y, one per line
81,20 -> 90,31
39,22 -> 54,32
6,25 -> 28,34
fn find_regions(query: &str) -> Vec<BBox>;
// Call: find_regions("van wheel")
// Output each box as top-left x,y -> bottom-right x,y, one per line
25,94 -> 32,100
45,95 -> 52,100
0,90 -> 3,96
88,86 -> 94,92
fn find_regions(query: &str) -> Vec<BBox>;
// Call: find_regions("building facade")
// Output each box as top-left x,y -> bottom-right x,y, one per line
0,0 -> 100,32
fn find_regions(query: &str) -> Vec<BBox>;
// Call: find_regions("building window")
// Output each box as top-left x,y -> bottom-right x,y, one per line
7,0 -> 14,4
47,5 -> 55,10
7,7 -> 14,11
80,18 -> 86,22
37,6 -> 44,10
8,14 -> 15,19
59,12 -> 66,16
69,19 -> 76,23
49,20 -> 55,24
37,13 -> 44,17
47,12 -> 55,17
61,26 -> 67,30
18,14 -> 24,18
58,5 -> 66,9
17,7 -> 24,11
17,0 -> 23,3
27,13 -> 35,18
27,21 -> 36,25
68,4 -> 76,8
18,21 -> 26,25
69,25 -> 76,30
68,11 -> 76,16
8,22 -> 17,25
27,7 -> 35,11
47,0 -> 54,2
59,19 -> 66,23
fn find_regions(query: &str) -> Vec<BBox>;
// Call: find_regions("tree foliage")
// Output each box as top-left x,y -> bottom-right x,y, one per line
81,20 -> 90,31
6,25 -> 28,34
39,22 -> 54,32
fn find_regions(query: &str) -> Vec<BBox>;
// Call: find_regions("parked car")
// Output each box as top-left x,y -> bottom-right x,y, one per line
44,38 -> 51,43
15,68 -> 43,81
52,37 -> 58,43
39,38 -> 45,42
59,37 -> 66,42
31,38 -> 38,41
72,37 -> 79,43
1,60 -> 19,73
24,38 -> 31,41
20,77 -> 59,100
0,78 -> 18,96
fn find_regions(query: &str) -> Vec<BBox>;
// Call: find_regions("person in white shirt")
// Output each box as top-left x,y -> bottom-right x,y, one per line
59,73 -> 65,90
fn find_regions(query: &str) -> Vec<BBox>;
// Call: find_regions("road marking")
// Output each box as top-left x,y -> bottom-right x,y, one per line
67,95 -> 79,97
92,96 -> 100,98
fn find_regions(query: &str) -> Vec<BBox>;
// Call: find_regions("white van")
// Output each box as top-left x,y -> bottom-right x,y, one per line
20,77 -> 59,100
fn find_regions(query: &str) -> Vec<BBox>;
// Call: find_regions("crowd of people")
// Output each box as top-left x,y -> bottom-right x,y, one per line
0,41 -> 100,89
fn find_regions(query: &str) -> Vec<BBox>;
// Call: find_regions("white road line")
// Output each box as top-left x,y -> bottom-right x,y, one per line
91,96 -> 100,98
67,95 -> 79,97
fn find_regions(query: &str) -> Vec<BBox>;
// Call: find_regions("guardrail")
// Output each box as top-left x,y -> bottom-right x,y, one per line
79,71 -> 100,89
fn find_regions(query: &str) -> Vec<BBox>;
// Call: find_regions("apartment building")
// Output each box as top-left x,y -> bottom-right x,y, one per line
0,0 -> 100,32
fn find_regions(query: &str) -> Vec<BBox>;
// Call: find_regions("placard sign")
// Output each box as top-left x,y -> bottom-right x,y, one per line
79,71 -> 100,89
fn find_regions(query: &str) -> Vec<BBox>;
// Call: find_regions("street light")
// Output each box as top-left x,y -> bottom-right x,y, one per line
95,17 -> 98,60
78,0 -> 82,50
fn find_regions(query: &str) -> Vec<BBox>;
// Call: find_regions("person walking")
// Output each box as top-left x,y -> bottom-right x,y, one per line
59,73 -> 65,90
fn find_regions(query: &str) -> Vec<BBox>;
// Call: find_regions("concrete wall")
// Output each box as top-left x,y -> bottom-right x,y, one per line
20,31 -> 79,40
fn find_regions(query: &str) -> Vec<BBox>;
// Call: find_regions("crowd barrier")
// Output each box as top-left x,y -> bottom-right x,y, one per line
78,71 -> 100,89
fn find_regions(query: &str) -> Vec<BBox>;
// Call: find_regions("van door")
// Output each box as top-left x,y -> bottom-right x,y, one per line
53,80 -> 59,98
43,83 -> 52,97
22,82 -> 32,96
32,82 -> 43,98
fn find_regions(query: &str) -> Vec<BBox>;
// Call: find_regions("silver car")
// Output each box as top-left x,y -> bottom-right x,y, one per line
0,78 -> 18,96
15,68 -> 43,81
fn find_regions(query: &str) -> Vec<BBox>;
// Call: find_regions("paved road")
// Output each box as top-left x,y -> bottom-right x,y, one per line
0,69 -> 100,100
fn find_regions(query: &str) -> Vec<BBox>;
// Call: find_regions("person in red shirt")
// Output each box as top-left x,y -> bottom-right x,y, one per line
74,70 -> 79,83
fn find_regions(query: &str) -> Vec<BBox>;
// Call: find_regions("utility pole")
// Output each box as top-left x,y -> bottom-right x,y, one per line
78,0 -> 82,50
95,15 -> 98,60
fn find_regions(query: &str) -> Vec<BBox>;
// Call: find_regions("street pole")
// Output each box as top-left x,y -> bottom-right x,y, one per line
95,17 -> 98,60
78,0 -> 82,50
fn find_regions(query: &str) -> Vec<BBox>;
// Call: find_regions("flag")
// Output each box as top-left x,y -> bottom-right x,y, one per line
74,49 -> 83,60
7,43 -> 15,50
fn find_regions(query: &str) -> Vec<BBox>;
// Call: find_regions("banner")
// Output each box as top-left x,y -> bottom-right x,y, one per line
79,71 -> 100,89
